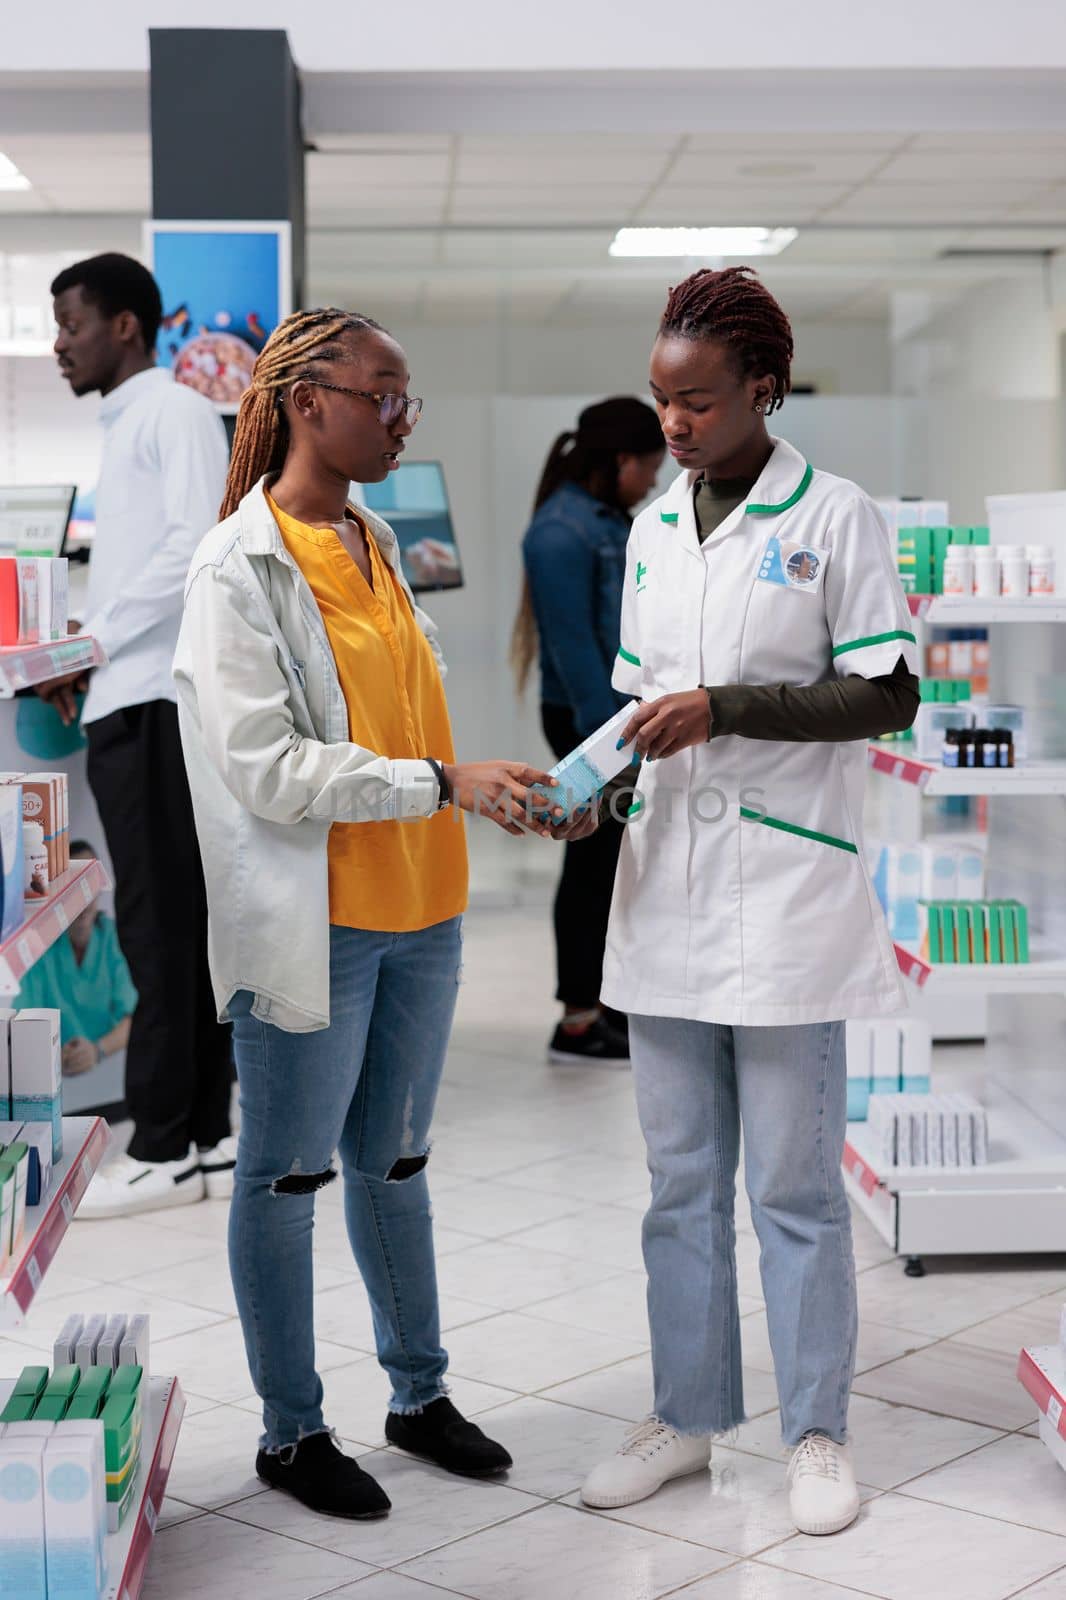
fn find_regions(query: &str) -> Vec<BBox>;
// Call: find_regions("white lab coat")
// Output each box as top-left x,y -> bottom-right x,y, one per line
602,437 -> 917,1027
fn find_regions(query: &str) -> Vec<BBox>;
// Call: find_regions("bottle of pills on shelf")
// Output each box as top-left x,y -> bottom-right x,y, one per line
23,820 -> 49,899
992,728 -> 1014,768
998,544 -> 1030,598
1026,545 -> 1056,596
942,545 -> 975,596
973,548 -> 1001,598
942,730 -> 961,767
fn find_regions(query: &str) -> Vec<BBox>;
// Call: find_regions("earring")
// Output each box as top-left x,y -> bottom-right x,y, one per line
754,403 -> 764,414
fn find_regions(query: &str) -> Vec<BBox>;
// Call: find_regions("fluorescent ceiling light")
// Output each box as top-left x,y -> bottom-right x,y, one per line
0,154 -> 31,192
609,227 -> 797,258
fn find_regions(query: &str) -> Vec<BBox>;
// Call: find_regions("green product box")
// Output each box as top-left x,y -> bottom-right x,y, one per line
899,528 -> 934,592
35,1393 -> 73,1421
953,680 -> 972,702
67,1365 -> 112,1420
927,904 -> 943,964
12,1365 -> 48,1399
940,903 -> 957,964
956,905 -> 973,965
947,525 -> 972,545
108,1365 -> 142,1399
1016,902 -> 1030,963
0,1391 -> 38,1422
988,904 -> 1003,964
919,680 -> 938,703
970,525 -> 991,545
997,902 -> 1018,962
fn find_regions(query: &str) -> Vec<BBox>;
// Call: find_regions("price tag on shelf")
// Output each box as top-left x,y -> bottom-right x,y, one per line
82,1153 -> 94,1184
81,877 -> 93,905
16,936 -> 32,969
143,1496 -> 158,1535
851,1156 -> 865,1179
60,1193 -> 73,1223
1048,1395 -> 1063,1429
54,901 -> 69,931
26,1255 -> 42,1292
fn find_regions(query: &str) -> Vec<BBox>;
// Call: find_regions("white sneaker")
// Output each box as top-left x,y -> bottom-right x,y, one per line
77,1146 -> 204,1221
581,1417 -> 711,1509
788,1433 -> 859,1536
198,1136 -> 238,1200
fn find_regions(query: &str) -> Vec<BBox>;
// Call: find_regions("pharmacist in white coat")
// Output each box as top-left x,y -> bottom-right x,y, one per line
581,268 -> 919,1537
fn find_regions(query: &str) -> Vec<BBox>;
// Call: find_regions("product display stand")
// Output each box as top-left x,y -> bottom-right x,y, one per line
1017,1347 -> 1066,1475
0,857 -> 111,996
0,1114 -> 109,1327
0,635 -> 105,697
852,570 -> 1066,1270
0,1374 -> 185,1600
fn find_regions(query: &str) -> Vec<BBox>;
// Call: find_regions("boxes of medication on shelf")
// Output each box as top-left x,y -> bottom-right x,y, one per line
10,1010 -> 62,1162
0,785 -> 24,942
845,1019 -> 932,1119
868,1091 -> 988,1167
0,557 -> 40,644
919,900 -> 1029,964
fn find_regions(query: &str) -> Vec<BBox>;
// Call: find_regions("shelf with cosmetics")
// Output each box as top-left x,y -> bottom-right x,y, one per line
0,635 -> 106,698
0,858 -> 111,998
0,1116 -> 109,1328
0,1371 -> 185,1600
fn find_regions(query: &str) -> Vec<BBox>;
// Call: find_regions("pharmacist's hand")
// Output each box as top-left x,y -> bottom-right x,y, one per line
443,761 -> 563,837
62,1037 -> 99,1076
36,670 -> 89,726
621,690 -> 711,761
550,802 -> 601,842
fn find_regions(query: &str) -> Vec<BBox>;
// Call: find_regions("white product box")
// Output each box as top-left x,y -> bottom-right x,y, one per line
75,1312 -> 107,1371
10,1010 -> 61,1162
0,1159 -> 13,1273
54,1313 -> 84,1368
36,559 -> 69,644
912,703 -> 974,763
885,846 -> 923,942
871,1023 -> 902,1096
942,1103 -> 960,1167
926,1105 -> 944,1167
899,1018 -> 932,1094
953,1094 -> 975,1165
0,1421 -> 51,1600
43,1421 -> 108,1599
540,702 -> 641,817
0,789 -> 23,944
954,845 -> 986,904
0,1009 -> 14,1119
120,1313 -> 150,1374
845,1022 -> 874,1120
15,558 -> 40,644
867,1096 -> 899,1167
921,841 -> 958,904
96,1313 -> 127,1371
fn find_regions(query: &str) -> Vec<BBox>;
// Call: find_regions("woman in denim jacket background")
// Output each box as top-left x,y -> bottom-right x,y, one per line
513,398 -> 664,1065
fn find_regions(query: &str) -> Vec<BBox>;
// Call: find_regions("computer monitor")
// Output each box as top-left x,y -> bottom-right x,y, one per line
351,461 -> 464,594
0,485 -> 76,558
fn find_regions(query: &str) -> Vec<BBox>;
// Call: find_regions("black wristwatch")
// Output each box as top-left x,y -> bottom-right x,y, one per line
424,757 -> 452,811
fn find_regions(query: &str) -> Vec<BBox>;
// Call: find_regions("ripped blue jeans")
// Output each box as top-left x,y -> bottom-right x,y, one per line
228,917 -> 462,1452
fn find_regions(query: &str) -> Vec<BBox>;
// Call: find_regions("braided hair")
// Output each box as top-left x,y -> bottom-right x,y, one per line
219,307 -> 385,519
659,266 -> 793,415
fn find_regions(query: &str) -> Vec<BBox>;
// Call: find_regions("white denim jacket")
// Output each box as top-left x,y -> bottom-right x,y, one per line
173,477 -> 446,1033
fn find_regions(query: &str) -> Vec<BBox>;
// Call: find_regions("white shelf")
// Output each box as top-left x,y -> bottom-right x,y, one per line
0,1116 -> 109,1327
845,1100 -> 1066,1257
0,1374 -> 185,1600
907,595 -> 1066,625
894,939 -> 1066,995
0,858 -> 111,996
869,746 -> 1066,797
0,634 -> 105,697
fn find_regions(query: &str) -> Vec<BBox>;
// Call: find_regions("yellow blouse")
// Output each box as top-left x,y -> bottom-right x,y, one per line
269,495 -> 468,933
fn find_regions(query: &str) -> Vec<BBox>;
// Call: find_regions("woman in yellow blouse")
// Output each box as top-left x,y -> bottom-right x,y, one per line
175,309 -> 595,1522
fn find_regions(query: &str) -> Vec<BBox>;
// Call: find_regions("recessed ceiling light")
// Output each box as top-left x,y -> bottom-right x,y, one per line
0,153 -> 31,192
609,227 -> 798,258
738,161 -> 818,179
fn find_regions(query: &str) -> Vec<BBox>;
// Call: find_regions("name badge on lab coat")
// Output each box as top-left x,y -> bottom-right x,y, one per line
756,536 -> 828,596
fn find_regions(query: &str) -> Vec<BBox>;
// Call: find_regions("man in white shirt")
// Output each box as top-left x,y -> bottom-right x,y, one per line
45,252 -> 235,1217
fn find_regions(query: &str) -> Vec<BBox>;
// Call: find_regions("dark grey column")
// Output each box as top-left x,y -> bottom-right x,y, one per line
149,28 -> 305,304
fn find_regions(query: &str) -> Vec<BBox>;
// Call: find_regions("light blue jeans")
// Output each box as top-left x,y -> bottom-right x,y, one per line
631,1015 -> 856,1447
228,917 -> 462,1451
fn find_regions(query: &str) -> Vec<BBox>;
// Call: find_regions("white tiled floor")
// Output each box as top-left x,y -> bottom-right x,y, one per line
21,899 -> 1066,1600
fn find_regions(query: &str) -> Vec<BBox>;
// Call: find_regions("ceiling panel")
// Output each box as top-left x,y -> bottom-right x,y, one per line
637,183 -> 851,223
666,150 -> 887,186
307,151 -> 453,188
455,152 -> 670,185
877,151 -> 1066,183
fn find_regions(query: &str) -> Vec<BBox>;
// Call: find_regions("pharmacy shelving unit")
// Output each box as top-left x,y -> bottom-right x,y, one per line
0,1114 -> 110,1328
1017,1347 -> 1066,1476
0,1373 -> 185,1600
0,635 -> 105,697
855,589 -> 1066,1273
0,857 -> 111,997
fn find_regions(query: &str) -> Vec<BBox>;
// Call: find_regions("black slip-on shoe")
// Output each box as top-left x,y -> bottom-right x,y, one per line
256,1432 -> 391,1519
385,1397 -> 513,1478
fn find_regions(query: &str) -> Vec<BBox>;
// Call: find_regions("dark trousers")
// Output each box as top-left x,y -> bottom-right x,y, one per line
86,700 -> 232,1163
541,702 -> 628,1010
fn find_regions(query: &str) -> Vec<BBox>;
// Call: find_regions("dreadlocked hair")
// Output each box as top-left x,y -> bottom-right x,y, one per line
219,306 -> 386,519
659,266 -> 793,415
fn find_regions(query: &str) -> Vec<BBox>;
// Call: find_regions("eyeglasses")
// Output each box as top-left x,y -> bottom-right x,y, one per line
299,378 -> 423,426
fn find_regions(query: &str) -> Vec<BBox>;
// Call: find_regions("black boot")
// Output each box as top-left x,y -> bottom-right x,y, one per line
256,1432 -> 391,1519
385,1397 -> 512,1478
